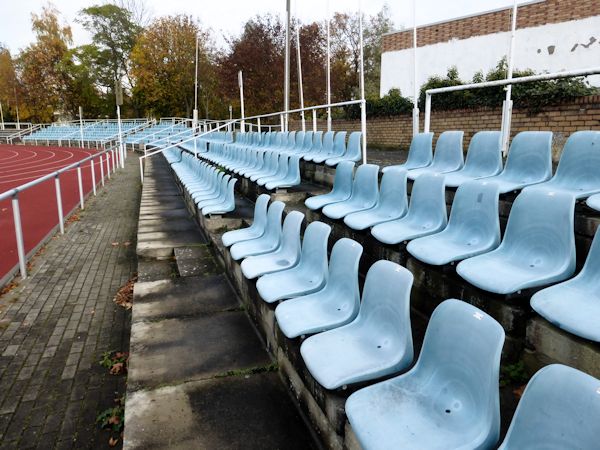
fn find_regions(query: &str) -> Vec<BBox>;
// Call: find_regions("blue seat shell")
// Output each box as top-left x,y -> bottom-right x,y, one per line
407,180 -> 501,265
346,299 -> 504,450
457,189 -> 576,294
322,164 -> 380,220
406,130 -> 464,180
382,133 -> 433,173
222,194 -> 270,247
444,131 -> 502,188
300,260 -> 414,390
275,238 -> 363,339
498,364 -> 600,450
305,161 -> 355,211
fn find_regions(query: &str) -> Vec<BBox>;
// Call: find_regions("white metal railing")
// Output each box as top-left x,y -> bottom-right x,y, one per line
138,98 -> 368,183
0,145 -> 124,280
423,66 -> 600,154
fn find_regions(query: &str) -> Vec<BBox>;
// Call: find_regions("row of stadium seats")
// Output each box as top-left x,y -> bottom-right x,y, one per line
165,149 -> 236,215
219,195 -> 600,450
24,121 -> 141,143
126,123 -> 190,146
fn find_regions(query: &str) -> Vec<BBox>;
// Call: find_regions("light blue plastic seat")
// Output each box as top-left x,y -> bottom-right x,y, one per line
195,173 -> 230,205
346,299 -> 504,450
525,131 -> 600,198
498,364 -> 600,450
382,133 -> 434,173
407,180 -> 501,265
305,161 -> 355,211
457,189 -> 576,294
407,131 -> 464,180
229,201 -> 285,261
344,168 -> 408,231
241,211 -> 305,279
587,193 -> 600,211
256,221 -> 331,303
371,173 -> 447,245
303,131 -> 327,162
313,132 -> 347,164
300,260 -> 413,390
531,227 -> 600,342
265,155 -> 301,190
444,131 -> 503,188
275,238 -> 363,339
222,194 -> 270,247
256,154 -> 289,186
326,131 -> 362,166
322,164 -> 379,220
482,131 -> 553,193
201,178 -> 237,216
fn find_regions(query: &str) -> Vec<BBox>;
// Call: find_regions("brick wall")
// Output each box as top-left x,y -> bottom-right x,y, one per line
291,95 -> 600,155
383,0 -> 600,53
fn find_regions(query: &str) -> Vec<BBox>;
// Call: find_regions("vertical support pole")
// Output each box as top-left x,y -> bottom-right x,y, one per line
12,195 -> 27,278
424,93 -> 432,133
0,101 -> 5,130
77,166 -> 84,209
14,87 -> 20,130
359,1 -> 367,165
139,157 -> 144,184
111,149 -> 116,172
90,159 -> 96,196
117,105 -> 125,167
296,27 -> 306,132
280,114 -> 285,131
412,0 -> 420,137
55,175 -> 64,234
502,0 -> 519,156
257,117 -> 262,134
100,155 -> 105,186
312,109 -> 317,132
284,0 -> 291,132
106,153 -> 111,179
79,106 -> 84,148
238,71 -> 245,133
326,0 -> 332,132
228,105 -> 233,132
193,35 -> 199,129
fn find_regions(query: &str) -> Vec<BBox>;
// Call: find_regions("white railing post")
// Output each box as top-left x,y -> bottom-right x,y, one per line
55,175 -> 64,234
424,93 -> 432,133
312,109 -> 317,132
12,194 -> 27,279
90,160 -> 96,195
106,153 -> 111,179
77,166 -> 84,209
100,155 -> 105,186
139,158 -> 144,184
361,100 -> 367,165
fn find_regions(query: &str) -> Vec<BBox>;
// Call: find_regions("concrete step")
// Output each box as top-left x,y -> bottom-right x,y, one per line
174,246 -> 222,277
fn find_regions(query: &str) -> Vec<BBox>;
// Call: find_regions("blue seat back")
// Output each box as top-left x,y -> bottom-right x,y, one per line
358,260 -> 414,364
551,130 -> 600,191
312,131 -> 324,152
344,131 -> 362,162
295,131 -> 305,149
445,180 -> 500,247
322,131 -> 335,152
279,211 -> 305,260
415,299 -> 504,446
331,161 -> 355,197
350,164 -> 380,206
377,168 -> 408,215
302,131 -> 314,150
462,131 -> 502,176
262,201 -> 286,242
406,132 -> 434,167
498,364 -> 600,450
331,131 -> 347,157
326,238 -> 363,314
251,194 -> 271,231
502,131 -> 553,183
431,131 -> 464,170
297,221 -> 331,274
406,173 -> 447,228
499,189 -> 575,274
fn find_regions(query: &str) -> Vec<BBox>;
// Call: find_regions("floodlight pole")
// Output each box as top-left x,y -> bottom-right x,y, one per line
359,0 -> 367,164
296,27 -> 306,132
326,0 -> 332,132
501,0 -> 518,156
0,101 -> 4,130
284,0 -> 291,132
115,81 -> 125,168
238,71 -> 245,133
14,87 -> 20,130
412,0 -> 419,136
193,35 -> 199,128
79,106 -> 84,148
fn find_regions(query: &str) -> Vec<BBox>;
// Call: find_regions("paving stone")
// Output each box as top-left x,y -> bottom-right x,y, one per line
133,275 -> 238,322
124,373 -> 317,450
128,311 -> 270,391
137,260 -> 175,283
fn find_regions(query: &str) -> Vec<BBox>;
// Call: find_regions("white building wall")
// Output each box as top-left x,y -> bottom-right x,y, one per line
380,16 -> 600,99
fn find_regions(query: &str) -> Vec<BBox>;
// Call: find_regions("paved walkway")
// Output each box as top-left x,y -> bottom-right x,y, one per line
0,153 -> 140,449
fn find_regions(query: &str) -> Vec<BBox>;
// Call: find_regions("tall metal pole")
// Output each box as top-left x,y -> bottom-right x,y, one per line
296,27 -> 306,132
193,35 -> 199,128
502,0 -> 519,156
238,71 -> 245,133
79,106 -> 84,148
359,0 -> 367,164
0,101 -> 4,130
14,87 -> 20,130
229,105 -> 233,132
12,195 -> 27,279
284,0 -> 291,132
412,0 -> 419,136
326,0 -> 332,132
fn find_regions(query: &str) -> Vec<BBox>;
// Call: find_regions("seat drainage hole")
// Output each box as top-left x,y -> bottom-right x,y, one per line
445,409 -> 451,414
530,264 -> 535,267
377,345 -> 382,349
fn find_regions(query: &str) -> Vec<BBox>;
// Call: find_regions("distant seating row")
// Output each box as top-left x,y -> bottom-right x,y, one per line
220,195 -> 600,450
164,149 -> 236,215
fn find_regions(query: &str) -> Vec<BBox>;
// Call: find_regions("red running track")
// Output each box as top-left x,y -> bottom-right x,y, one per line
0,145 -> 111,281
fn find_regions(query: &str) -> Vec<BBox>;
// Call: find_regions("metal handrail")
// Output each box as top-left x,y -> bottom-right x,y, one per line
1,144 -> 123,280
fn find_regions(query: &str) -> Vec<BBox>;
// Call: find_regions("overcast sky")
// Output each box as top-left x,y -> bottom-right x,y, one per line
0,0 -> 532,53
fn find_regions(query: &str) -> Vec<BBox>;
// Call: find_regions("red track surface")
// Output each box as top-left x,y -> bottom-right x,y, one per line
0,145 -> 108,281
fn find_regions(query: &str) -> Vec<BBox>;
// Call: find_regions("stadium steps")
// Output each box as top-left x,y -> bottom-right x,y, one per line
124,154 -> 318,450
